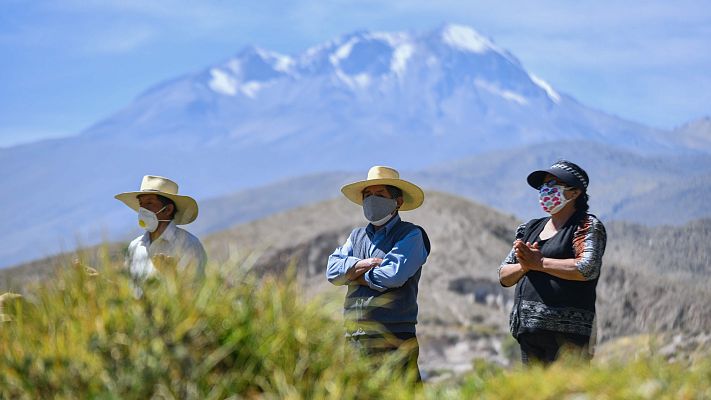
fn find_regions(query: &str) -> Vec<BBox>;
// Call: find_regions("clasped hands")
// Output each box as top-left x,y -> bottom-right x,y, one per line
151,253 -> 178,275
345,257 -> 382,284
514,240 -> 544,272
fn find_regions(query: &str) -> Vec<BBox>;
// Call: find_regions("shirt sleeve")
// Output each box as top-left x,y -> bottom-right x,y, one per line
124,241 -> 134,269
192,240 -> 207,281
364,228 -> 428,292
572,215 -> 607,280
326,232 -> 361,286
125,238 -> 141,279
498,223 -> 526,279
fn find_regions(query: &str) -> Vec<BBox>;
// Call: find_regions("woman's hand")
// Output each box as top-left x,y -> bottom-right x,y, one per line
515,240 -> 543,271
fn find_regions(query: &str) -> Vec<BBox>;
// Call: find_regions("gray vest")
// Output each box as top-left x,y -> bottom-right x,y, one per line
343,219 -> 430,335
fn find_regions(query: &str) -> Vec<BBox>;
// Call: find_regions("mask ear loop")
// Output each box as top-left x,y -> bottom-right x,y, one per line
155,205 -> 173,222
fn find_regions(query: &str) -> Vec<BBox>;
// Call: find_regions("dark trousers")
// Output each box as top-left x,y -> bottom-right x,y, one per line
348,332 -> 421,382
518,331 -> 591,365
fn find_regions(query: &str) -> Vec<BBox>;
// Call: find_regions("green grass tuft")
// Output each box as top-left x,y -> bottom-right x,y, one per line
0,256 -> 421,399
1,251 -> 709,399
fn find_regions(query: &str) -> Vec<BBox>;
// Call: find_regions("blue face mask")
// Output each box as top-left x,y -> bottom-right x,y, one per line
363,195 -> 397,226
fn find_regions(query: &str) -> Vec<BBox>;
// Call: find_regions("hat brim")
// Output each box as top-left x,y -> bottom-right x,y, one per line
341,178 -> 424,211
115,191 -> 199,225
527,169 -> 585,190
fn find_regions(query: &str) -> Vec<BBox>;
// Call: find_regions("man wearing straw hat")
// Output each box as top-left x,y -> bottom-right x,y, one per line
327,166 -> 430,380
115,175 -> 206,285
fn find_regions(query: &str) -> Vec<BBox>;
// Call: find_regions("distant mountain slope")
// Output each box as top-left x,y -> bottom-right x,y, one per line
192,140 -> 711,238
417,141 -> 711,224
673,116 -> 711,149
190,172 -> 358,235
0,24 -> 705,268
606,218 -> 711,280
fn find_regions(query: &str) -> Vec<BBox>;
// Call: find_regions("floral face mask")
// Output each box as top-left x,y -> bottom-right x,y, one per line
538,181 -> 572,215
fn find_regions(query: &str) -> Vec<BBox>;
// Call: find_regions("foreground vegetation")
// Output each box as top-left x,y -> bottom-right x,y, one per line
0,254 -> 709,399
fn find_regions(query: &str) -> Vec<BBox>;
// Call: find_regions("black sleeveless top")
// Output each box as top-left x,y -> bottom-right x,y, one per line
503,212 -> 606,338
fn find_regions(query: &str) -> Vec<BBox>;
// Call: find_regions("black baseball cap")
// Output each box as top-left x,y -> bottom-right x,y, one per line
527,160 -> 589,191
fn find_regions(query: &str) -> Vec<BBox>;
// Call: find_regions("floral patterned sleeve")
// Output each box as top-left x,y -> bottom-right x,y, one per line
572,215 -> 607,280
498,223 -> 527,279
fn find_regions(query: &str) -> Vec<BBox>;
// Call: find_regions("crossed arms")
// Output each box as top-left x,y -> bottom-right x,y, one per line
326,229 -> 428,292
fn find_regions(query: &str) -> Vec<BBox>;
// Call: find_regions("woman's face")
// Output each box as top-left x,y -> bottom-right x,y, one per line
542,173 -> 581,201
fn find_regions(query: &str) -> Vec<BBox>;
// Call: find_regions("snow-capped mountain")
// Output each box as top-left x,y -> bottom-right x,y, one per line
0,24 -> 704,268
84,24 -> 677,156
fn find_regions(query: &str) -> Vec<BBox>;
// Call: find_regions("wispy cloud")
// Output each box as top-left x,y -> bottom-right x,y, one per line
0,126 -> 77,148
81,25 -> 156,54
0,1 -> 254,54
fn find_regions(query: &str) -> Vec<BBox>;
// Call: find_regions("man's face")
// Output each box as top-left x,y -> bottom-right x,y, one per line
362,185 -> 392,199
137,194 -> 172,217
362,185 -> 404,208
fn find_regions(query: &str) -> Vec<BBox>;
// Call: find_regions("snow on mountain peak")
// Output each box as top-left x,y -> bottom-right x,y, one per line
209,68 -> 238,96
475,79 -> 528,105
329,37 -> 358,66
366,31 -> 409,46
206,25 -> 548,99
391,43 -> 414,76
441,24 -> 496,54
241,46 -> 293,67
273,55 -> 294,72
328,32 -> 415,78
208,67 -> 267,98
207,47 -> 295,97
529,74 -> 561,103
249,47 -> 294,73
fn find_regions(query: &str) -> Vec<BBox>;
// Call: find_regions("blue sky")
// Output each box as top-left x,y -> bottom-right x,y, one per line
1,0 -> 709,147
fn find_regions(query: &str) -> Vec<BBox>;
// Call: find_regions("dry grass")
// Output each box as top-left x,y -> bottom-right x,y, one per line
1,249 -> 710,399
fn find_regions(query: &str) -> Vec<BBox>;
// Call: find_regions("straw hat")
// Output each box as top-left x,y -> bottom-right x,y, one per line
341,166 -> 424,211
115,175 -> 198,225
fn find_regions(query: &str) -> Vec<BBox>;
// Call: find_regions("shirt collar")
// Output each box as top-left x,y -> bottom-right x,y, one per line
140,220 -> 177,245
158,220 -> 177,243
366,213 -> 401,235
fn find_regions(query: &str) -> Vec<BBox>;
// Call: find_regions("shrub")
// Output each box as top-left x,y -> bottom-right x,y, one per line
1,250 -> 709,399
0,255 -> 420,399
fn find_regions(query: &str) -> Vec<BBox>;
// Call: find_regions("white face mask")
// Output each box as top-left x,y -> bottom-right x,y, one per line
138,206 -> 170,232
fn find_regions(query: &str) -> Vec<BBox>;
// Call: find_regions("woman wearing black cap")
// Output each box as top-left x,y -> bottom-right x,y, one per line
498,160 -> 607,365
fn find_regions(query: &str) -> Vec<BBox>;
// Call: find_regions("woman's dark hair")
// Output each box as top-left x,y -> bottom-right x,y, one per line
558,172 -> 590,213
156,195 -> 177,219
575,191 -> 589,214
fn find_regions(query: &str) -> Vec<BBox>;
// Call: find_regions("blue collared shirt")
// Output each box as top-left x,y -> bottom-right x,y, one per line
327,214 -> 428,292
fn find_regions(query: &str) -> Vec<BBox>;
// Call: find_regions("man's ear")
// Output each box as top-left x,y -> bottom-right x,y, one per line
165,203 -> 176,218
396,196 -> 404,209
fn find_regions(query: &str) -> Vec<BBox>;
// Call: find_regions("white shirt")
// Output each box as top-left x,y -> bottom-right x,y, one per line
125,221 -> 207,282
